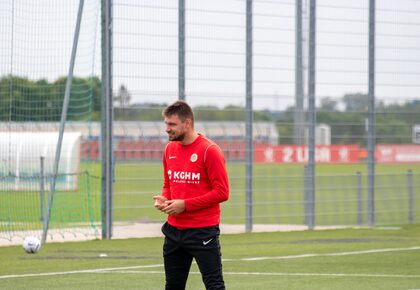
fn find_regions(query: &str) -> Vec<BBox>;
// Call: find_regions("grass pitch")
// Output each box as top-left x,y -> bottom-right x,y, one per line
1,163 -> 419,234
1,224 -> 420,289
112,162 -> 420,225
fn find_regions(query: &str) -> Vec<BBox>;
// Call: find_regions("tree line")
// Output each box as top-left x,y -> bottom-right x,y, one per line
1,76 -> 419,145
278,94 -> 420,145
0,75 -> 101,121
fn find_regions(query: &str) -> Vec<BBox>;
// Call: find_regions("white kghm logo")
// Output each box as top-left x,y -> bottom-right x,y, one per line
169,170 -> 200,184
190,153 -> 198,162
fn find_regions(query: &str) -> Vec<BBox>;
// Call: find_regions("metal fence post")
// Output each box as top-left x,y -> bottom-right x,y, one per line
306,0 -> 316,230
42,0 -> 85,245
356,171 -> 363,225
294,0 -> 305,145
304,165 -> 309,225
367,0 -> 376,227
178,0 -> 185,101
101,0 -> 114,240
407,169 -> 414,224
40,156 -> 45,222
245,0 -> 253,233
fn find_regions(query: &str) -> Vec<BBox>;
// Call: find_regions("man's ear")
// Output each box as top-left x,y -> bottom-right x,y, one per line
185,118 -> 193,128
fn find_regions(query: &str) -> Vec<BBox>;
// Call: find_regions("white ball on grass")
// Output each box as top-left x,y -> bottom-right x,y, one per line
22,236 -> 41,254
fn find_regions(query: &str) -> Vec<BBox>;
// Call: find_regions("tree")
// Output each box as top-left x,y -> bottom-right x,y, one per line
0,75 -> 102,121
114,102 -> 166,121
319,97 -> 338,111
342,93 -> 368,112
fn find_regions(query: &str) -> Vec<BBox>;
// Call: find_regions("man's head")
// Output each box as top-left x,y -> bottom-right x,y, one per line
162,100 -> 195,143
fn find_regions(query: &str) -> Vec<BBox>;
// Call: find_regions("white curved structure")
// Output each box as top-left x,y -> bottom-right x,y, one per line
0,132 -> 81,190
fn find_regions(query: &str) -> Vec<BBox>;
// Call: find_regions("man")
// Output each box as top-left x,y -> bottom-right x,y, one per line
153,100 -> 229,290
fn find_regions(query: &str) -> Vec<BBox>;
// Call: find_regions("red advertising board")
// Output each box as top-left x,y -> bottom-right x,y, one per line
376,145 -> 420,163
254,144 -> 361,163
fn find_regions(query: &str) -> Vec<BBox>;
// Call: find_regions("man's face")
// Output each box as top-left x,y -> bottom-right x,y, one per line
164,114 -> 190,142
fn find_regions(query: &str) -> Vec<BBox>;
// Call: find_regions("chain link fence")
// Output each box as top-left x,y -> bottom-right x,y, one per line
2,1 -> 418,243
109,0 -> 420,232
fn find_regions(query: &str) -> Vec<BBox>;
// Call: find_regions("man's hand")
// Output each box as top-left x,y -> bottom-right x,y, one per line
153,195 -> 168,211
161,199 -> 185,216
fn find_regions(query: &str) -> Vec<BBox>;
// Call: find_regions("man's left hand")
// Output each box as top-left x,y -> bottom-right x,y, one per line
161,199 -> 185,216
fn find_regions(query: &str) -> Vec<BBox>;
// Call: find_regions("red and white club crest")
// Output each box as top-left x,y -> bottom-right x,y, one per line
190,153 -> 198,162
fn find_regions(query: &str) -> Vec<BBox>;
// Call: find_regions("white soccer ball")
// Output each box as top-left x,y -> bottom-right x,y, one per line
22,236 -> 41,254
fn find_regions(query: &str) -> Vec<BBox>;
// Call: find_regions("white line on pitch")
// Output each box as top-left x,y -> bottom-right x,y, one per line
0,264 -> 163,280
232,246 -> 420,261
1,246 -> 419,280
100,270 -> 420,279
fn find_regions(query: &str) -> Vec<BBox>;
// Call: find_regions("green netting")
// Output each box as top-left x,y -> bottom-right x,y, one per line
0,0 -> 101,243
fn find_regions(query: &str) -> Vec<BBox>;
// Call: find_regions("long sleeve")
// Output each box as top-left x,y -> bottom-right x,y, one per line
184,144 -> 229,211
161,147 -> 171,199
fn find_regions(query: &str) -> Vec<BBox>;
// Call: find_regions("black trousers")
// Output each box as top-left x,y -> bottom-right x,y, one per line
161,222 -> 225,290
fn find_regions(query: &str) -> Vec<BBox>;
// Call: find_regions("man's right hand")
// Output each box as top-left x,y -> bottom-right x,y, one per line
153,195 -> 168,211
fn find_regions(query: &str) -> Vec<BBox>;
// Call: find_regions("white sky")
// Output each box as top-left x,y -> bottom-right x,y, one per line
1,0 -> 420,110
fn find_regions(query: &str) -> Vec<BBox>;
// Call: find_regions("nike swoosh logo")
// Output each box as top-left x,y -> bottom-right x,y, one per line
203,238 -> 213,245
169,156 -> 176,159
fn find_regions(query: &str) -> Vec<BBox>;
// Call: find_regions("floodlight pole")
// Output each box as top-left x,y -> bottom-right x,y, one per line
42,0 -> 85,244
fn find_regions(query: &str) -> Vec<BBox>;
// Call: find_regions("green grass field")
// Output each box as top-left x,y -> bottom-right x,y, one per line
1,163 -> 419,233
112,162 -> 420,225
1,225 -> 420,289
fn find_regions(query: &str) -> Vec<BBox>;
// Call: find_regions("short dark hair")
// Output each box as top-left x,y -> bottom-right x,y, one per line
163,100 -> 194,124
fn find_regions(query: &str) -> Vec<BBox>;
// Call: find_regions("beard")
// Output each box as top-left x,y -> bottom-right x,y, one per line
168,131 -> 185,142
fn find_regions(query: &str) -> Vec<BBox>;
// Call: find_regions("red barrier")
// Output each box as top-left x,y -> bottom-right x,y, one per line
376,145 -> 420,163
81,140 -> 420,164
254,144 -> 361,163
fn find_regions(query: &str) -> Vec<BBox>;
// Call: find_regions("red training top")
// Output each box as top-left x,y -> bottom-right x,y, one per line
161,134 -> 229,229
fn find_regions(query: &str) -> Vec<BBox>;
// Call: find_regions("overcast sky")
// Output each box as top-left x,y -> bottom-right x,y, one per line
1,0 -> 420,110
